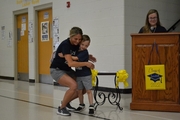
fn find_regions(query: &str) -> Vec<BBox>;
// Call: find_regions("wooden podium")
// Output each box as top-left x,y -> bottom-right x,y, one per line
130,33 -> 180,112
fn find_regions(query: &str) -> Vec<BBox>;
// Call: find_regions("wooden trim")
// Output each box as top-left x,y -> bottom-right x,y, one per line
130,103 -> 180,112
131,32 -> 180,36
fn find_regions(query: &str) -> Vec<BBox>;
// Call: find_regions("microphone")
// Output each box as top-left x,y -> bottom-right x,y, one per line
150,26 -> 156,33
150,27 -> 154,30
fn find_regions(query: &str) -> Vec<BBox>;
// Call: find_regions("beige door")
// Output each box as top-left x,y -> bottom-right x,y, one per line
17,13 -> 29,81
38,8 -> 53,83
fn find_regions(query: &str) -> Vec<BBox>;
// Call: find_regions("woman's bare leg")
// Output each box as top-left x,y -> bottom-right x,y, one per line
58,74 -> 77,109
69,88 -> 86,102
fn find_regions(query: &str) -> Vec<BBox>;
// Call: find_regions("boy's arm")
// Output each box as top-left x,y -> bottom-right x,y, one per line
89,54 -> 96,62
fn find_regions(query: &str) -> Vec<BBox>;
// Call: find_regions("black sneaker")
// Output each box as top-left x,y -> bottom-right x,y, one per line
57,106 -> 71,116
89,105 -> 94,115
75,104 -> 85,112
66,102 -> 76,111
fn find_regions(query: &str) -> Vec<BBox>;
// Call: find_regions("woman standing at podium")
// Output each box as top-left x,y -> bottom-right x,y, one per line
139,9 -> 167,33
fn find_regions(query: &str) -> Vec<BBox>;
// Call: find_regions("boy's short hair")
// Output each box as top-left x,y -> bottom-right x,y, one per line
82,34 -> 91,42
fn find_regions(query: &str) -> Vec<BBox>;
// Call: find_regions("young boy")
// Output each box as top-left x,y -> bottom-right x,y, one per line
72,35 -> 94,115
59,35 -> 94,115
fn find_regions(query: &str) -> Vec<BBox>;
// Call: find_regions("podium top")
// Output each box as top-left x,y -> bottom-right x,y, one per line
131,32 -> 180,36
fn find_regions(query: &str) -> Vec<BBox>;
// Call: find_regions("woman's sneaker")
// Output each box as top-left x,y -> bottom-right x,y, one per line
66,102 -> 76,111
57,106 -> 71,116
75,104 -> 85,112
89,105 -> 94,115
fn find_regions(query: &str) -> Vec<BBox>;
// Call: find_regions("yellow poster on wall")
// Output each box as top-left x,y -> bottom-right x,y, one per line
17,0 -> 39,6
32,0 -> 39,4
22,0 -> 31,7
16,0 -> 22,4
145,64 -> 166,90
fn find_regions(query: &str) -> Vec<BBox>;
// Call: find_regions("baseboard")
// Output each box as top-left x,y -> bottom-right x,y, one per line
54,82 -> 59,86
0,77 -> 131,94
0,76 -> 14,80
53,82 -> 131,94
95,86 -> 131,94
29,79 -> 35,83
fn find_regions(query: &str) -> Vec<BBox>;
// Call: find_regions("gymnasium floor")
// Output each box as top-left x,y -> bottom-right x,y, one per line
0,79 -> 179,120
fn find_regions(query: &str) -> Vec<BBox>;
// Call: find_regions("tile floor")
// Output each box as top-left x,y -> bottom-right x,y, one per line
0,79 -> 179,120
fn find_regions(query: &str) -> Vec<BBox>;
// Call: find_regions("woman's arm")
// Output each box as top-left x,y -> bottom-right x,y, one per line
58,53 -> 79,61
72,56 -> 79,61
64,54 -> 94,69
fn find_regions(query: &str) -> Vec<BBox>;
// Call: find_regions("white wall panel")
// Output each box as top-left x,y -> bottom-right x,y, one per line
0,0 -> 180,88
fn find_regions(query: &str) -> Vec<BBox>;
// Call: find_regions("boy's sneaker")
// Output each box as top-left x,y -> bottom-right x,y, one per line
66,102 -> 76,111
75,104 -> 85,112
89,105 -> 94,115
57,106 -> 71,116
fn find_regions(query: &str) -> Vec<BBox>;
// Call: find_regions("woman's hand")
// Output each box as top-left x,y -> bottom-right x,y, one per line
89,54 -> 96,63
58,53 -> 64,58
86,62 -> 95,69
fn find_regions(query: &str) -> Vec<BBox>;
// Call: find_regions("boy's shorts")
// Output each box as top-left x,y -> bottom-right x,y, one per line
76,75 -> 92,90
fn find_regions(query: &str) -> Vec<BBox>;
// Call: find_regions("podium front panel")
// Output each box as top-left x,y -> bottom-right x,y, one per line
131,33 -> 180,112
